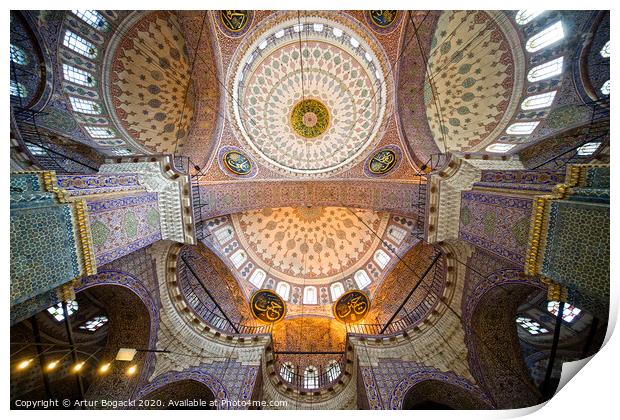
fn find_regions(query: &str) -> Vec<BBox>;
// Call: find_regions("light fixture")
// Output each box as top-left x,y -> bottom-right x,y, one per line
126,365 -> 138,376
98,362 -> 111,374
72,362 -> 85,372
17,359 -> 33,370
115,348 -> 137,362
46,360 -> 60,371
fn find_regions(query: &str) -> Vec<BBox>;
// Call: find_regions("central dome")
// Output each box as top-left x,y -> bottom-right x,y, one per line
228,13 -> 390,176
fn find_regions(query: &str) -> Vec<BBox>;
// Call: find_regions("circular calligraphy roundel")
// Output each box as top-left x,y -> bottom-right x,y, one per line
333,290 -> 371,323
365,145 -> 402,177
250,290 -> 286,323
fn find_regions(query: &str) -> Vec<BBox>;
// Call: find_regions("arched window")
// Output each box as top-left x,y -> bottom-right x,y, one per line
62,64 -> 95,87
10,80 -> 27,98
527,57 -> 564,82
280,362 -> 294,382
374,249 -> 391,269
521,91 -> 557,110
515,10 -> 544,25
10,44 -> 27,65
249,269 -> 266,288
516,316 -> 549,335
79,315 -> 108,332
63,30 -> 97,58
72,10 -> 108,31
330,282 -> 345,300
230,250 -> 247,269
111,148 -> 133,156
577,142 -> 602,156
601,80 -> 610,96
354,270 -> 371,289
304,366 -> 319,389
387,225 -> 407,245
85,126 -> 115,138
506,121 -> 540,135
547,301 -> 582,323
326,360 -> 341,382
485,143 -> 516,153
303,286 -> 317,304
213,225 -> 234,245
69,97 -> 101,114
27,144 -> 46,156
47,300 -> 78,322
600,40 -> 610,58
526,21 -> 564,53
275,282 -> 290,301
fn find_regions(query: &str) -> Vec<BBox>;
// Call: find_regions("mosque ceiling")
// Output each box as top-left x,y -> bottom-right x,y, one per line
199,207 -> 419,318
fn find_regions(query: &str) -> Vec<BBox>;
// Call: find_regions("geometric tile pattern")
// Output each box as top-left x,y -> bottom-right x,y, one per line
87,192 -> 161,266
459,191 -> 533,265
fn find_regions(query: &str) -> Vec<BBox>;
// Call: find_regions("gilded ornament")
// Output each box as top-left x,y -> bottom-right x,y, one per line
290,99 -> 330,139
250,289 -> 286,323
223,150 -> 252,175
219,10 -> 250,33
333,290 -> 370,323
368,149 -> 398,175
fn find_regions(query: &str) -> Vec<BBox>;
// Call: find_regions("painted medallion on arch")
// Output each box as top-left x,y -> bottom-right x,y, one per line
218,11 -> 253,37
365,145 -> 402,177
250,289 -> 286,323
333,290 -> 370,323
366,10 -> 402,34
217,146 -> 257,178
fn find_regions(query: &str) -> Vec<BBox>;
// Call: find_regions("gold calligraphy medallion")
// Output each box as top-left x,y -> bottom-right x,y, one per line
333,290 -> 371,323
250,289 -> 286,323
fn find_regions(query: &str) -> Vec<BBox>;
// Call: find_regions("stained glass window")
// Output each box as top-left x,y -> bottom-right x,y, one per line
72,10 -> 108,31
79,316 -> 108,332
526,21 -> 564,53
527,57 -> 564,82
515,10 -> 544,25
601,80 -> 610,96
485,143 -> 516,153
10,44 -> 27,65
84,126 -> 114,138
354,270 -> 371,289
63,64 -> 95,87
47,300 -> 79,322
387,225 -> 407,244
330,282 -> 345,300
276,282 -> 290,301
521,91 -> 557,110
249,269 -> 266,288
63,30 -> 97,58
547,301 -> 582,323
374,249 -> 390,269
69,97 -> 101,114
230,249 -> 247,268
577,142 -> 602,156
326,360 -> 341,382
111,148 -> 133,156
214,225 -> 234,245
506,121 -> 540,135
600,40 -> 610,58
10,80 -> 27,98
516,316 -> 549,335
303,286 -> 317,304
304,366 -> 319,389
280,363 -> 294,382
27,144 -> 47,156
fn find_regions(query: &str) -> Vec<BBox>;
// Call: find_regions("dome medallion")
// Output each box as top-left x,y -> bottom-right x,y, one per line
228,13 -> 392,177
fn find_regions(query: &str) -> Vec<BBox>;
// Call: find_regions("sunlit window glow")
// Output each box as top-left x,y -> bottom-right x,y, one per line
330,282 -> 345,300
63,64 -> 95,87
526,21 -> 564,53
600,40 -> 610,58
304,366 -> 319,389
10,80 -> 27,98
70,96 -> 101,114
601,80 -> 610,96
486,143 -> 516,153
72,10 -> 108,30
547,301 -> 582,323
527,57 -> 564,82
515,10 -> 544,25
516,316 -> 549,335
354,270 -> 371,289
79,316 -> 108,332
506,121 -> 540,135
326,360 -> 341,382
521,91 -> 557,110
47,300 -> 78,322
10,44 -> 27,65
276,282 -> 290,301
84,126 -> 115,138
577,142 -> 602,156
63,30 -> 97,58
